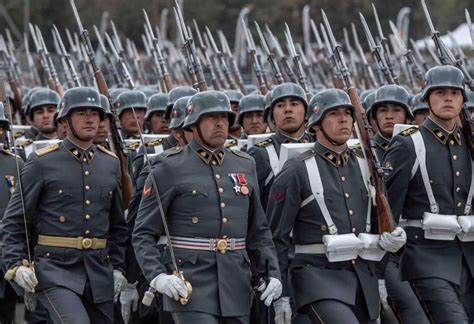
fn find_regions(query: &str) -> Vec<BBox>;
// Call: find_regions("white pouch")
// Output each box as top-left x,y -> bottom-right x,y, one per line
422,212 -> 461,240
323,233 -> 363,262
457,215 -> 474,242
358,233 -> 386,261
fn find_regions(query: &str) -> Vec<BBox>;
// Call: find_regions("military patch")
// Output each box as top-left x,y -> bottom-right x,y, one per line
400,126 -> 419,136
143,184 -> 153,197
224,139 -> 237,148
4,175 -> 15,194
255,138 -> 273,148
35,143 -> 59,157
271,186 -> 286,201
145,139 -> 163,147
97,145 -> 118,159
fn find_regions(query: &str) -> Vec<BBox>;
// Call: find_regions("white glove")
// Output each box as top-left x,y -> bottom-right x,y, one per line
113,270 -> 128,302
258,277 -> 282,306
273,296 -> 292,324
14,266 -> 37,293
379,227 -> 407,253
120,282 -> 139,324
150,273 -> 189,301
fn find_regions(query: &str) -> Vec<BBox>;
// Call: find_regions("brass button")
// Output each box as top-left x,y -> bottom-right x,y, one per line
58,189 -> 63,194
453,155 -> 458,160
220,202 -> 226,208
83,158 -> 87,162
341,176 -> 346,181
212,160 -> 217,165
192,216 -> 199,224
46,253 -> 50,257
456,171 -> 461,176
456,187 -> 461,192
218,187 -> 224,193
320,225 -> 327,231
85,230 -> 90,235
85,200 -> 90,205
178,259 -> 182,263
352,260 -> 356,265
352,227 -> 357,233
59,216 -> 65,223
345,193 -> 350,198
192,190 -> 197,195
450,140 -> 455,145
349,209 -> 354,215
222,217 -> 228,223
457,202 -> 463,207
85,214 -> 91,220
84,171 -> 90,176
215,174 -> 221,179
85,185 -> 90,191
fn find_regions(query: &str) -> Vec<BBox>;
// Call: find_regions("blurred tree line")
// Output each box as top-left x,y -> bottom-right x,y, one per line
0,0 -> 473,52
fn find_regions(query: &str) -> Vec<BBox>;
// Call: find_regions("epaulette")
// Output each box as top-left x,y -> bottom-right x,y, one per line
17,139 -> 33,148
224,139 -> 238,148
231,149 -> 252,160
299,148 -> 317,160
161,146 -> 183,158
145,139 -> 163,147
400,126 -> 419,136
13,131 -> 24,139
97,145 -> 118,159
351,146 -> 364,159
35,143 -> 60,157
126,142 -> 140,150
255,138 -> 273,148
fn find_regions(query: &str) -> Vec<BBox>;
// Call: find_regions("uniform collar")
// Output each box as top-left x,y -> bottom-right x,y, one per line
314,141 -> 351,167
190,140 -> 225,165
63,138 -> 96,163
423,117 -> 462,145
374,132 -> 390,151
275,131 -> 311,144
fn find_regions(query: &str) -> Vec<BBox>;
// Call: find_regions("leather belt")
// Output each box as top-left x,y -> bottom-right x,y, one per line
158,236 -> 246,254
294,243 -> 326,254
405,220 -> 423,228
37,234 -> 107,250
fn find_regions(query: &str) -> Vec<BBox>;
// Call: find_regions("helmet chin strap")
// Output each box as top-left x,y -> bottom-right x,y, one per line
426,98 -> 452,122
67,117 -> 89,142
320,124 -> 346,146
196,123 -> 216,149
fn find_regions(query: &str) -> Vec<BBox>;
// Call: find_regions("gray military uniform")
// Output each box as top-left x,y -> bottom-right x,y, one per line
133,139 -> 280,319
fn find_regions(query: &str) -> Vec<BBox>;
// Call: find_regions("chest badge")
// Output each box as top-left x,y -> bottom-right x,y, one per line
228,173 -> 249,195
5,175 -> 15,194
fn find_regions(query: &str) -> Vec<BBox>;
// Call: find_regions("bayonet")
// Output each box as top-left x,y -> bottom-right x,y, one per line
53,25 -> 81,87
255,21 -> 284,84
409,38 -> 429,71
93,25 -> 122,86
242,18 -> 268,95
218,30 -> 246,93
352,23 -> 378,88
265,25 -> 296,83
466,9 -> 473,48
205,26 -> 236,90
284,23 -> 310,98
104,32 -> 135,89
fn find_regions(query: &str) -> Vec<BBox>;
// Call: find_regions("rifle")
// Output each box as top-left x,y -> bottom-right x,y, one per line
319,21 -> 344,89
420,0 -> 474,160
93,26 -> 123,87
0,39 -> 22,116
343,27 -> 360,88
242,19 -> 268,95
409,38 -> 429,72
70,0 -> 133,208
4,30 -> 23,86
322,10 -> 396,233
24,32 -> 41,86
193,20 -> 221,91
254,21 -> 284,85
52,25 -> 81,88
218,30 -> 247,93
352,23 -> 379,89
467,9 -> 474,48
265,25 -> 298,84
104,32 -> 135,90
29,23 -> 55,90
35,26 -> 64,96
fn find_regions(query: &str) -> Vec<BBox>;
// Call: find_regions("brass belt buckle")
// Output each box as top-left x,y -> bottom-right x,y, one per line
82,238 -> 93,249
216,239 -> 228,254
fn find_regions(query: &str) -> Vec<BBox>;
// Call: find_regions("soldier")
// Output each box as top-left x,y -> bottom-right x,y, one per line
411,93 -> 430,126
224,89 -> 244,139
145,93 -> 170,135
384,65 -> 474,323
2,87 -> 129,323
163,86 -> 197,146
0,102 -> 24,324
133,90 -> 282,323
267,89 -> 405,324
27,88 -> 60,140
247,83 -> 313,210
238,94 -> 267,138
115,90 -> 148,139
93,94 -> 115,147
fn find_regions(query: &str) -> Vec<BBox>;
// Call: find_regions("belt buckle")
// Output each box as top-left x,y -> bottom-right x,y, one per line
216,239 -> 228,254
82,238 -> 93,249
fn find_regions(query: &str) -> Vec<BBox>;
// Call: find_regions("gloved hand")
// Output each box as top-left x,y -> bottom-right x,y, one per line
120,282 -> 139,323
258,277 -> 282,306
150,273 -> 189,301
273,297 -> 292,324
113,270 -> 128,302
379,227 -> 407,253
14,266 -> 37,293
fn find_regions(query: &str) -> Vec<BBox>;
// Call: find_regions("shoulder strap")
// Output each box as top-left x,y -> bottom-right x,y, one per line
355,156 -> 373,232
265,143 -> 279,176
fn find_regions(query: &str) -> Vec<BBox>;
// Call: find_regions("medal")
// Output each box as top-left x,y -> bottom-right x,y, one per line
228,174 -> 241,194
228,173 -> 249,195
240,185 -> 249,195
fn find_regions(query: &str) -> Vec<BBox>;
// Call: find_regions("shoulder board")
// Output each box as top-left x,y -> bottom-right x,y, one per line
97,145 -> 118,159
400,126 -> 419,136
224,139 -> 238,148
161,146 -> 183,158
35,143 -> 60,157
231,149 -> 252,160
351,146 -> 364,159
13,131 -> 25,139
299,148 -> 317,161
145,139 -> 164,147
126,142 -> 140,150
17,139 -> 33,148
255,138 -> 273,148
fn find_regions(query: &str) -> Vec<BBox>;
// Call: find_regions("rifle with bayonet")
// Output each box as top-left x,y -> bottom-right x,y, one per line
352,23 -> 379,89
254,21 -> 284,85
29,23 -> 56,91
0,38 -> 22,116
193,21 -> 221,91
318,21 -> 344,89
70,0 -> 133,208
218,30 -> 246,93
35,26 -> 64,96
420,0 -> 474,160
322,9 -> 396,233
265,25 -> 297,84
52,25 -> 81,88
93,26 -> 122,87
4,30 -> 23,86
105,32 -> 135,89
24,32 -> 41,86
242,19 -> 268,95
409,38 -> 429,72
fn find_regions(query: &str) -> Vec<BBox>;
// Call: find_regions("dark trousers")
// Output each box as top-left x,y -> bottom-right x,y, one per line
410,259 -> 474,324
384,253 -> 429,324
0,283 -> 16,324
303,299 -> 376,324
37,285 -> 113,324
171,311 -> 248,324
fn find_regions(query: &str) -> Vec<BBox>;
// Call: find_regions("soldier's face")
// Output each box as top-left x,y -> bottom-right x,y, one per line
149,111 -> 169,134
375,104 -> 407,137
32,105 -> 56,134
120,109 -> 145,136
57,119 -> 68,140
272,98 -> 306,134
194,113 -> 229,148
68,108 -> 100,142
94,117 -> 111,144
427,88 -> 463,121
317,107 -> 353,144
242,111 -> 267,135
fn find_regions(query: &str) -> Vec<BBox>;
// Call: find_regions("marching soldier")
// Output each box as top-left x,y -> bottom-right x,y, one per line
267,89 -> 405,324
93,94 -> 115,147
224,90 -> 244,139
145,93 -> 170,135
411,93 -> 430,126
115,90 -> 148,140
247,83 -> 313,210
0,102 -> 24,324
27,88 -> 60,140
384,65 -> 474,323
238,94 -> 267,138
133,90 -> 282,323
2,87 -> 129,323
